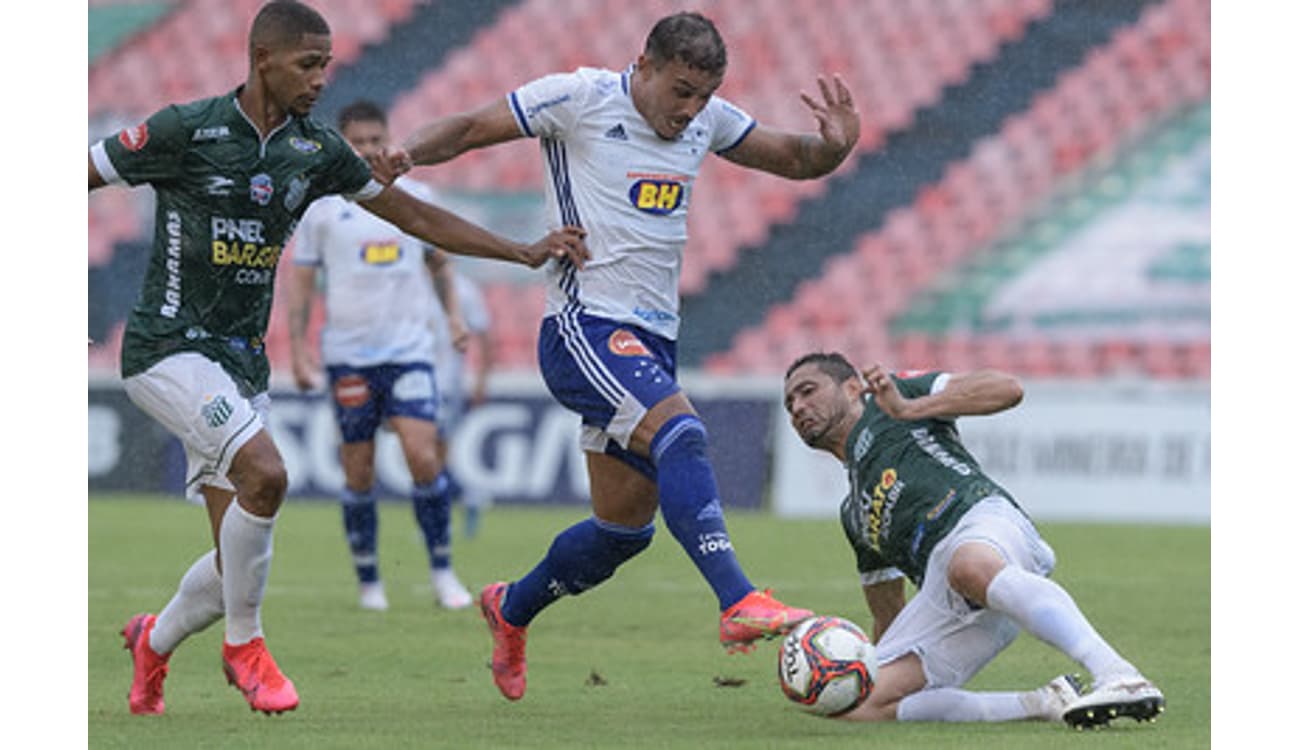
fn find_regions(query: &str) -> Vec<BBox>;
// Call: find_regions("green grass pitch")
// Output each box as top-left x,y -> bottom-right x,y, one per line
88,495 -> 1209,748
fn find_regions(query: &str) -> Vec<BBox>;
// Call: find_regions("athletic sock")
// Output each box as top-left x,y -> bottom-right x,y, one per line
898,687 -> 1034,722
150,548 -> 224,654
412,475 -> 453,570
500,517 -> 654,627
219,501 -> 276,646
650,415 -> 753,610
341,487 -> 380,583
985,565 -> 1139,682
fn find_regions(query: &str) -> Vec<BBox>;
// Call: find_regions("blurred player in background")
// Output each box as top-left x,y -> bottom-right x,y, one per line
782,352 -> 1166,728
287,99 -> 473,612
426,267 -> 496,539
88,0 -> 587,716
393,11 -> 859,700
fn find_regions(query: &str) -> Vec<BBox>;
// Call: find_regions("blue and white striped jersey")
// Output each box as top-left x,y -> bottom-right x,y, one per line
509,66 -> 756,341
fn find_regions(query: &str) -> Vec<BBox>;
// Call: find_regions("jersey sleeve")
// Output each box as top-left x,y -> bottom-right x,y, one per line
508,70 -> 590,139
706,95 -> 757,154
893,371 -> 952,399
91,106 -> 189,187
316,128 -> 382,201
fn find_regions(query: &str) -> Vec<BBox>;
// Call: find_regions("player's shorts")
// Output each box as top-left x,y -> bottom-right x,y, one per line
874,496 -> 1057,689
538,311 -> 679,465
326,361 -> 438,443
122,351 -> 269,502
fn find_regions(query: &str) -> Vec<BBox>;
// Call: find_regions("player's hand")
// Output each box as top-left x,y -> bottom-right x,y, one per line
519,225 -> 589,269
291,354 -> 323,392
367,147 -> 414,185
861,363 -> 910,420
449,316 -> 471,353
800,74 -> 859,159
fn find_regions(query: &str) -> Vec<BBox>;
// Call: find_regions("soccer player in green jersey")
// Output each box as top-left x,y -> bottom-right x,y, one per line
782,352 -> 1165,728
88,1 -> 586,717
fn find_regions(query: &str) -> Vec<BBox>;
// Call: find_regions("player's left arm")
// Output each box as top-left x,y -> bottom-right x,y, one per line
718,75 -> 859,179
865,365 -> 1024,421
426,250 -> 469,352
359,184 -> 589,269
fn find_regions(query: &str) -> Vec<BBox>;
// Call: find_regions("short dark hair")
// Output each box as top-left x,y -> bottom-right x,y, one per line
785,352 -> 857,383
249,1 -> 330,58
644,12 -> 727,75
338,100 -> 387,131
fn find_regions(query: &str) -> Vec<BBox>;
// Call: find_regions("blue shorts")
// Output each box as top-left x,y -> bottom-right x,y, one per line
326,362 -> 439,443
538,312 -> 680,462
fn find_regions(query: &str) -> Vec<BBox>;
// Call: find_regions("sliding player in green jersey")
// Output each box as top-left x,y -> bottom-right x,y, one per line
88,1 -> 586,717
782,352 -> 1165,729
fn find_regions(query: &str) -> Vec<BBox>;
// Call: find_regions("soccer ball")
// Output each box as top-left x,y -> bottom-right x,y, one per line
777,615 -> 878,717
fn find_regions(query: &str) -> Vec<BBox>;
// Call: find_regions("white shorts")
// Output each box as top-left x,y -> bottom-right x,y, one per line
122,352 -> 269,502
874,496 -> 1057,689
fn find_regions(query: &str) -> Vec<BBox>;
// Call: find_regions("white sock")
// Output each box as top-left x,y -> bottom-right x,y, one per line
898,687 -> 1033,722
985,565 -> 1138,682
219,501 -> 276,646
150,549 -> 224,654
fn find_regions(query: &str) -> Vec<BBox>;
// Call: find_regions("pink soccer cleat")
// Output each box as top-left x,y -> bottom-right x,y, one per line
479,582 -> 528,700
222,637 -> 300,715
719,589 -> 815,654
122,613 -> 170,715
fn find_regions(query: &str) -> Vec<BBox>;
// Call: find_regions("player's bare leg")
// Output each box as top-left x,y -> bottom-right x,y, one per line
218,431 -> 299,714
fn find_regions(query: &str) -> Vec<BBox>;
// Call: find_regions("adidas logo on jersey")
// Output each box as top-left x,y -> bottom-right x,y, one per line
604,123 -> 628,141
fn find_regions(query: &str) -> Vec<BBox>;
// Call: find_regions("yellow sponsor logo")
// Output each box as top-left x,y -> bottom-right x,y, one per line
362,242 -> 402,265
867,468 -> 903,550
211,241 -> 281,268
628,179 -> 684,215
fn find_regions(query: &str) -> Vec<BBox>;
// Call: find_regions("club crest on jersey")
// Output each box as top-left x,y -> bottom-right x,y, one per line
284,175 -> 310,211
361,241 -> 402,265
289,136 -> 322,154
200,395 -> 234,428
249,173 -> 274,206
118,123 -> 149,152
628,179 -> 684,215
608,329 -> 651,357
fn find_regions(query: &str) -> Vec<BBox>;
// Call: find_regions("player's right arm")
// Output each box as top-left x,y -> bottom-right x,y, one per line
287,206 -> 324,392
862,578 -> 906,644
400,99 -> 525,167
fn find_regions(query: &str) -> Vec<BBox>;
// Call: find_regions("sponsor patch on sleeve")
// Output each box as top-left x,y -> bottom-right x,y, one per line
118,123 -> 150,152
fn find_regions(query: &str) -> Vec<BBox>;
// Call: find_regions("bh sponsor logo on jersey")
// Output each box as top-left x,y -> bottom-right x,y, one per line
118,123 -> 149,152
210,217 -> 281,285
249,173 -> 274,206
628,175 -> 685,216
864,467 -> 906,551
201,395 -> 234,429
608,329 -> 651,357
288,136 -> 322,154
334,375 -> 371,409
360,241 -> 402,266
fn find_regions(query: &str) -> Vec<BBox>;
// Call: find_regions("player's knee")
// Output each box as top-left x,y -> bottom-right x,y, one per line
233,450 -> 288,514
649,414 -> 709,467
947,542 -> 1006,606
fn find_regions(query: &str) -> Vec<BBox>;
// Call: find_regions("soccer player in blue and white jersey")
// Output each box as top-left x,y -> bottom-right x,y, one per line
288,100 -> 473,613
393,11 -> 860,700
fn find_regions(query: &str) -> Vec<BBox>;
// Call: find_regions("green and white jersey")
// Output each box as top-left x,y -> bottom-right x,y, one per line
91,88 -> 381,394
839,371 -> 1022,586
